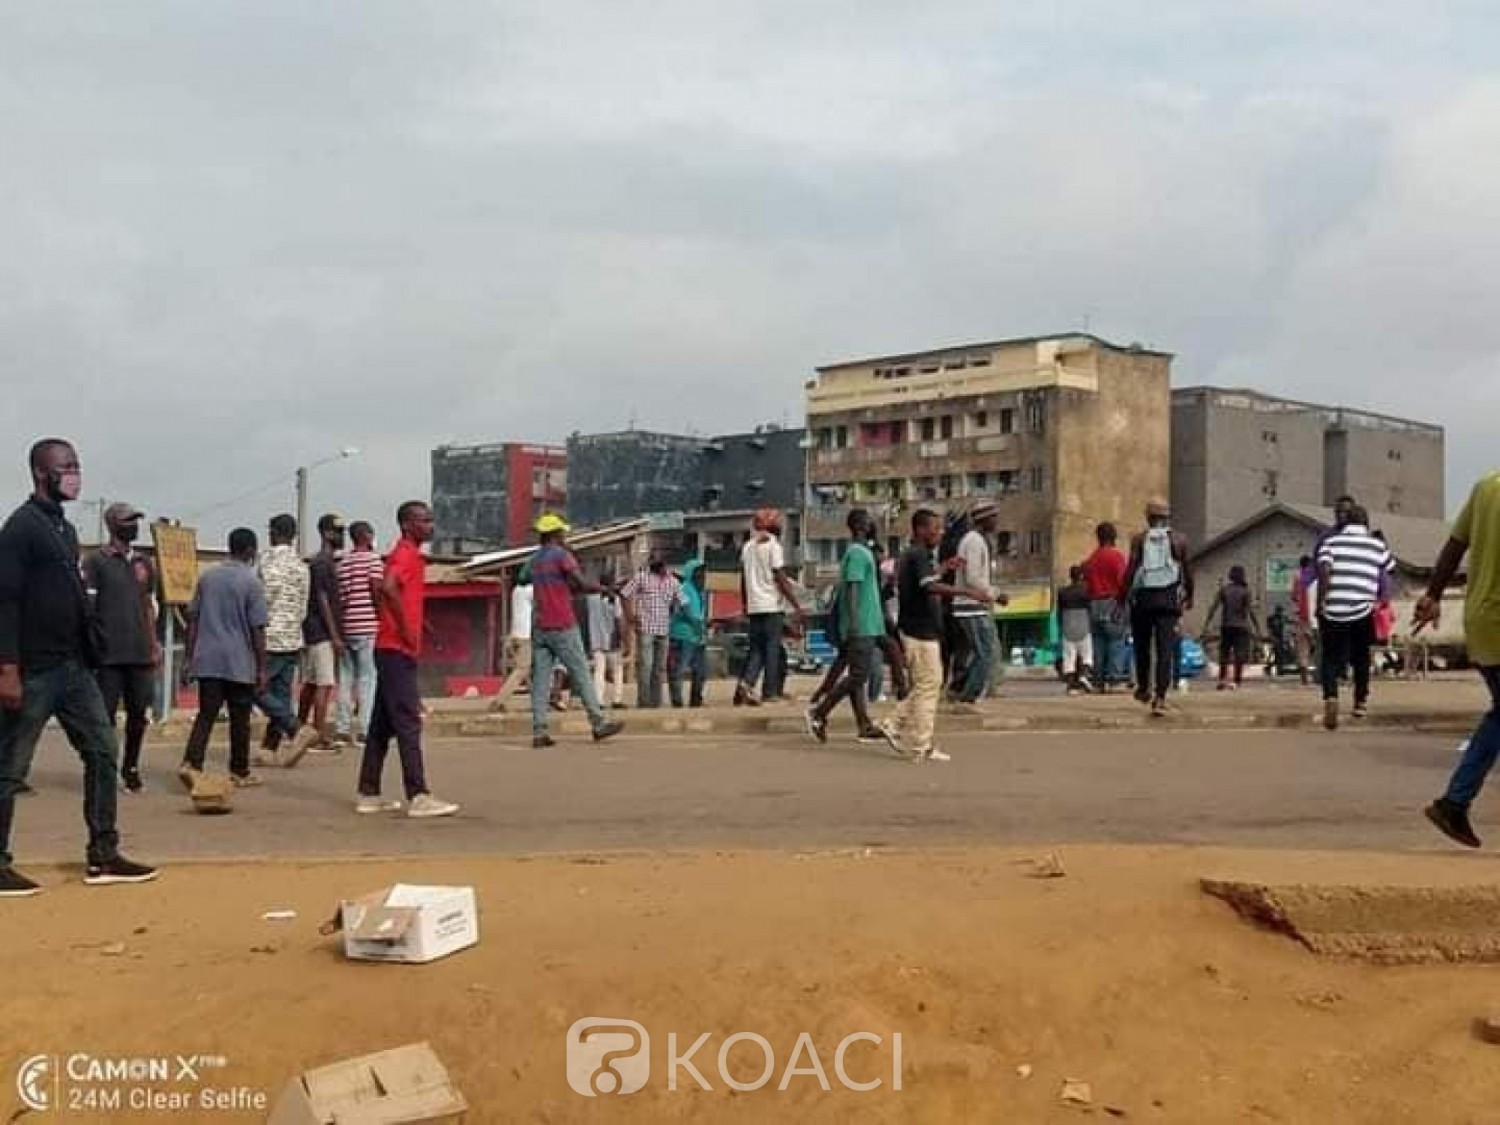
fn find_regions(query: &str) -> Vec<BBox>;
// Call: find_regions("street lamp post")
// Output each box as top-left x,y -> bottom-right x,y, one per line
295,447 -> 361,553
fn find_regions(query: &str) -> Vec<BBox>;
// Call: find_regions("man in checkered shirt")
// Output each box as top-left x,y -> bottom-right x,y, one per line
621,557 -> 685,710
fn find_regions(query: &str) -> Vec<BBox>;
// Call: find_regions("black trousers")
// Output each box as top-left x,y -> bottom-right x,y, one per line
813,635 -> 876,732
183,678 -> 254,777
1131,607 -> 1180,702
97,664 -> 155,775
1319,613 -> 1373,705
359,650 -> 430,800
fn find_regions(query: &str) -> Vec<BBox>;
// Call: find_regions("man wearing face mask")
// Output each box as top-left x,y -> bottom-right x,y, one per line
83,502 -> 160,793
0,439 -> 157,896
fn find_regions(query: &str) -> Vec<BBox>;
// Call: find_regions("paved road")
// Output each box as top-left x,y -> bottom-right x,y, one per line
4,725 -> 1480,863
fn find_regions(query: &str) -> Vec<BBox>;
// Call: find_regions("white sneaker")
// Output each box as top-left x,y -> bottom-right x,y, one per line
354,796 -> 403,815
407,793 -> 460,819
926,748 -> 953,763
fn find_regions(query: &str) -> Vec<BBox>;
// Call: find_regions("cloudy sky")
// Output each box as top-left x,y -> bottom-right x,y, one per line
3,1 -> 1495,544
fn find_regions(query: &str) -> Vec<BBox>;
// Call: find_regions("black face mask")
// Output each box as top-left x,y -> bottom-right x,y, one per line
116,522 -> 140,544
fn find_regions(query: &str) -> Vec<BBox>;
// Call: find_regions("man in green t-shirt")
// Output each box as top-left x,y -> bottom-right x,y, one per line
1419,470 -> 1500,848
806,509 -> 896,750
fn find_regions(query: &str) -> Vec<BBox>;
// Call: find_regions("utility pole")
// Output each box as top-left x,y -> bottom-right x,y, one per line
295,467 -> 308,555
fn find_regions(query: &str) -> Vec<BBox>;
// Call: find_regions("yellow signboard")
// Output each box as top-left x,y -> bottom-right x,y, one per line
151,524 -> 200,605
996,583 -> 1054,618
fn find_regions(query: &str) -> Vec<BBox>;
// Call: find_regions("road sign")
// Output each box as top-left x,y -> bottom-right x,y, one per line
152,523 -> 200,605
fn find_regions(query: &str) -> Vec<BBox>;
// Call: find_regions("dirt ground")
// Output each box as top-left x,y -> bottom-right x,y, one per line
4,846 -> 1500,1124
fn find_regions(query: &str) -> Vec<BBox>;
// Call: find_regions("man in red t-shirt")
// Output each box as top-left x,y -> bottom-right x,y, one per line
355,501 -> 459,819
1081,522 -> 1130,692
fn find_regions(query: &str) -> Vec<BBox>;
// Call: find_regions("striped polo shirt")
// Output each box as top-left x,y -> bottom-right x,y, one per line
336,547 -> 386,640
1315,524 -> 1393,623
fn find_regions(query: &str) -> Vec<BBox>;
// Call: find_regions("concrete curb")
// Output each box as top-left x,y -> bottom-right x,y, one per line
144,707 -> 1477,745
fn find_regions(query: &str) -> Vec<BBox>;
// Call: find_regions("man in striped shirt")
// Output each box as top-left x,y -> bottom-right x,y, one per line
335,521 -> 384,744
1315,505 -> 1393,730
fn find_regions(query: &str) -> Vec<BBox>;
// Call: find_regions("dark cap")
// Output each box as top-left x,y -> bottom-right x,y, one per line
103,502 -> 144,524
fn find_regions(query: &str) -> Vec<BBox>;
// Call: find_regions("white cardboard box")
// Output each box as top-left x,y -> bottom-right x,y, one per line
336,885 -> 479,965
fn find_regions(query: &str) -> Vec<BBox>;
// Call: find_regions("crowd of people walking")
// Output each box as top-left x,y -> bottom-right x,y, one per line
4,435 -> 1500,899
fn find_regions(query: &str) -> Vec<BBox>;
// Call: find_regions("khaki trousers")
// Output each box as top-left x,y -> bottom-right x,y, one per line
890,634 -> 942,756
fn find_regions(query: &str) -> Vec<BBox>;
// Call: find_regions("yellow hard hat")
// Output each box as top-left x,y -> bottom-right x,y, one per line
535,513 -> 570,536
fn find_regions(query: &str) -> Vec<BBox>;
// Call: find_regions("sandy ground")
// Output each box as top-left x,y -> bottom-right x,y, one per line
4,846 -> 1500,1123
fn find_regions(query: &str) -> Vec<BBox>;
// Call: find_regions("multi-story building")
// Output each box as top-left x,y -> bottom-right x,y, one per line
565,425 -> 806,527
804,333 -> 1173,591
430,442 -> 567,555
1170,387 -> 1445,549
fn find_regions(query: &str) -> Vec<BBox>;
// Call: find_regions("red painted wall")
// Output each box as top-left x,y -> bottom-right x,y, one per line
504,444 -> 567,546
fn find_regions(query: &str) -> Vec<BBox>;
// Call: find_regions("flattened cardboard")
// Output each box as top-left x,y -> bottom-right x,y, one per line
268,1041 -> 468,1124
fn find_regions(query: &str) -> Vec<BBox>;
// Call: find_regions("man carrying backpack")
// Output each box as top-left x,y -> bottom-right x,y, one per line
1125,499 -> 1194,717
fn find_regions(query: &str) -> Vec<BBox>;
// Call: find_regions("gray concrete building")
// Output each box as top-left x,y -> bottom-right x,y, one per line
565,424 -> 806,528
1171,387 -> 1444,549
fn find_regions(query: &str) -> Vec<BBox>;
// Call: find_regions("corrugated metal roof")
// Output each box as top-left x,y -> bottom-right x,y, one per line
458,518 -> 649,575
1197,502 -> 1452,573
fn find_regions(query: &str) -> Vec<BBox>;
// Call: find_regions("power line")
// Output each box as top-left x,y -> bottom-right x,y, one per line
182,470 -> 293,522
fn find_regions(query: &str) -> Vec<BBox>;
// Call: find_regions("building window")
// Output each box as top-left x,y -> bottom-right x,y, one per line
1388,449 -> 1403,462
1263,470 -> 1279,499
835,426 -> 849,450
996,531 -> 1014,557
920,418 -> 936,442
1262,430 -> 1279,444
975,411 -> 988,429
997,470 -> 1017,492
1026,396 -> 1047,435
890,421 -> 905,444
939,474 -> 954,497
1030,465 -> 1045,492
970,354 -> 992,367
969,472 -> 989,492
942,355 -> 967,370
1000,408 -> 1016,435
940,415 -> 955,440
1028,529 -> 1048,556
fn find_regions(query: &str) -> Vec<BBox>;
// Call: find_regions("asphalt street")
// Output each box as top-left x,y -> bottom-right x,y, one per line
3,725 -> 1485,864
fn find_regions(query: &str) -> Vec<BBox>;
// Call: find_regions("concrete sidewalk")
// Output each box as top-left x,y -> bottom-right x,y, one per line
146,674 -> 1488,744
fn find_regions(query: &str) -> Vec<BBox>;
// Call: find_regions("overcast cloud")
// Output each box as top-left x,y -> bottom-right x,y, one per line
2,1 -> 1496,544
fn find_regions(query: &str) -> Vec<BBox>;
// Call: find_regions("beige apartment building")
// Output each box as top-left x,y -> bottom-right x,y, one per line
803,334 -> 1172,625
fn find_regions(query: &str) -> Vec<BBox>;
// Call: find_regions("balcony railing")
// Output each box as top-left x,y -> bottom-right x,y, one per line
812,434 -> 1018,473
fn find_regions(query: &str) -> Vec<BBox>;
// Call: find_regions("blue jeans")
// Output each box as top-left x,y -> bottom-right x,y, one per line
1443,666 -> 1500,807
956,615 -> 998,702
1089,599 -> 1129,686
636,633 -> 669,708
532,628 -> 608,736
255,650 -> 300,740
740,612 -> 786,699
336,636 -> 378,736
669,639 -> 707,707
0,660 -> 121,866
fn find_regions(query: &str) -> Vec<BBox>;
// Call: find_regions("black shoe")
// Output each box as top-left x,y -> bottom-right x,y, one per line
1426,799 -> 1482,849
15,781 -> 35,797
592,721 -> 624,743
84,856 -> 158,886
0,866 -> 42,898
122,769 -> 143,793
532,735 -> 556,749
1133,689 -> 1151,705
805,709 -> 828,744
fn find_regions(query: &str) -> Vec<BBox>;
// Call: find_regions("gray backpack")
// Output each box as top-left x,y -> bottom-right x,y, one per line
1135,527 -> 1182,592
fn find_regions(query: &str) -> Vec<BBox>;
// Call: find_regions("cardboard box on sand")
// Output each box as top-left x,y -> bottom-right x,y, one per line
320,884 -> 480,965
269,1042 -> 467,1124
